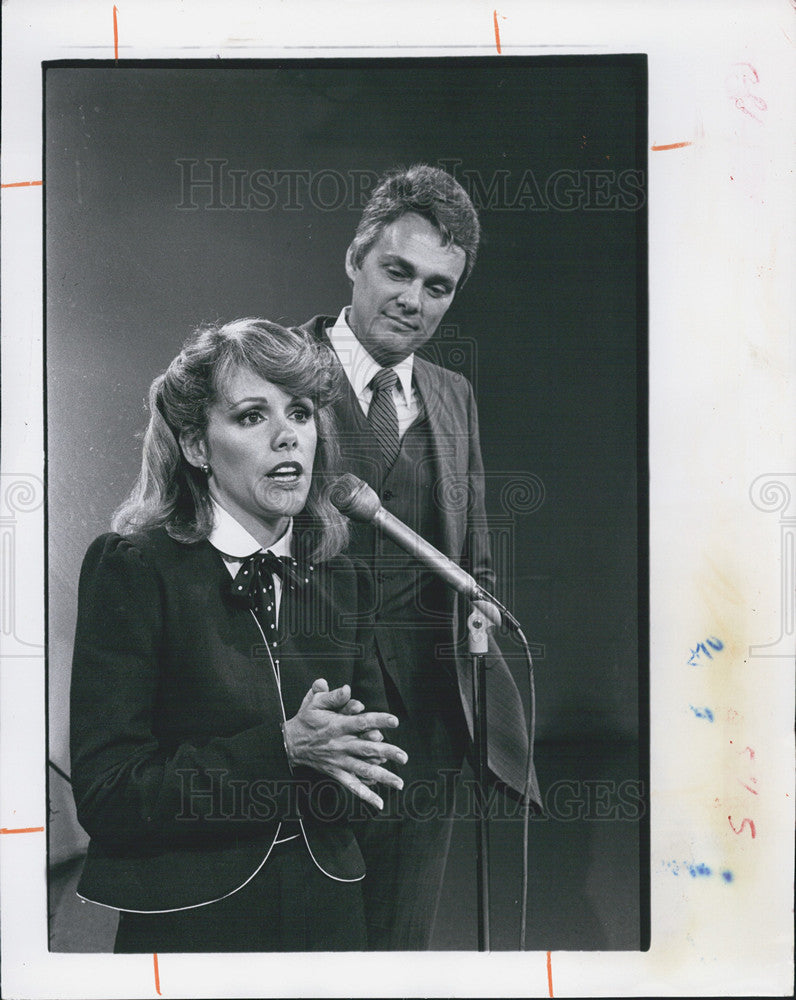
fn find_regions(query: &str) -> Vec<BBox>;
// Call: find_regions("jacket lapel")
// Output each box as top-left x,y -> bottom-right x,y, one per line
412,357 -> 465,561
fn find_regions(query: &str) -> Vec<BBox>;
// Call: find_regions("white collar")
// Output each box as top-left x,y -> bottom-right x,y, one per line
328,307 -> 414,402
207,497 -> 293,560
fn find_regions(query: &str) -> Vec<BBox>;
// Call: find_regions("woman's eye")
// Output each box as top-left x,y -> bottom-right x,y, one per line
292,406 -> 313,423
238,410 -> 263,426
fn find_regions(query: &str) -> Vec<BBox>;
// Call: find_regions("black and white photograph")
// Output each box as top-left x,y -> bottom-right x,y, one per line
2,4 -> 793,996
44,57 -> 647,955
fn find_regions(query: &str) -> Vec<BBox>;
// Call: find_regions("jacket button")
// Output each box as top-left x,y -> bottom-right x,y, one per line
383,489 -> 394,501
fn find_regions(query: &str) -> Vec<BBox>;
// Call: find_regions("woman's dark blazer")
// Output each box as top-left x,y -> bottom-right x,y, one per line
70,527 -> 386,913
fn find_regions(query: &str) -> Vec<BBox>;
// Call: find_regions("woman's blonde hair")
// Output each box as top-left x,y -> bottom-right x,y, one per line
112,318 -> 349,561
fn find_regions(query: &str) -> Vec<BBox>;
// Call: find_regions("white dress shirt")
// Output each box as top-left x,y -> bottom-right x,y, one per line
327,307 -> 420,438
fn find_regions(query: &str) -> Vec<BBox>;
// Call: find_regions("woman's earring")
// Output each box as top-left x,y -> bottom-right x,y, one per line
201,464 -> 211,476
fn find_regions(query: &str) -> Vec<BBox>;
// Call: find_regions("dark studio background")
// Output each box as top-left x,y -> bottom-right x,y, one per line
44,57 -> 648,951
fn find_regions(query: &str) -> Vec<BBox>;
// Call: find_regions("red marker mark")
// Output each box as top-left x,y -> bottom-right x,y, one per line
493,10 -> 502,54
113,5 -> 119,61
728,815 -> 756,838
1,826 -> 44,834
1,180 -> 43,189
546,951 -> 554,997
651,141 -> 694,151
741,745 -> 756,760
727,63 -> 767,123
739,781 -> 758,795
153,953 -> 162,996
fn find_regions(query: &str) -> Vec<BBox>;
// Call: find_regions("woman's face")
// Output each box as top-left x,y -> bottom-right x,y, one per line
184,366 -> 318,546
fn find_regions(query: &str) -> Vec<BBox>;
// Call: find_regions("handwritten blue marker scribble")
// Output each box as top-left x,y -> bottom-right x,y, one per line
662,861 -> 733,882
688,636 -> 724,665
689,705 -> 715,722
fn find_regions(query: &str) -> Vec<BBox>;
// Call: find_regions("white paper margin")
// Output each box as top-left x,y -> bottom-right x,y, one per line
1,1 -> 794,997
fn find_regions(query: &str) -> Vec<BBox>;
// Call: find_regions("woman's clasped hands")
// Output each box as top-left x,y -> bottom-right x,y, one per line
283,679 -> 407,810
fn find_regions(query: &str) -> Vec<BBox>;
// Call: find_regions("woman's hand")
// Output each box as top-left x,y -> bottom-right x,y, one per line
336,686 -> 385,744
282,678 -> 407,810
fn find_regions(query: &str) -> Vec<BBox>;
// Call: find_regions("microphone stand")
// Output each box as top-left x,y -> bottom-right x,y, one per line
467,605 -> 493,952
326,476 -> 533,950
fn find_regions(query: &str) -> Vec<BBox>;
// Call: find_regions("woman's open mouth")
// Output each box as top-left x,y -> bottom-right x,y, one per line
265,461 -> 304,484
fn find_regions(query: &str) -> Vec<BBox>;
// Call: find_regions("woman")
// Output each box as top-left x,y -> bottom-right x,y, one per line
70,318 -> 406,952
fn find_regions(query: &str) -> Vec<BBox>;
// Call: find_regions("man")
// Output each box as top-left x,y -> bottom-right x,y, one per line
298,164 -> 541,949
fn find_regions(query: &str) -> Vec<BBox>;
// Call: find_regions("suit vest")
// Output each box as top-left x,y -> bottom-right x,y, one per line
334,380 -> 462,717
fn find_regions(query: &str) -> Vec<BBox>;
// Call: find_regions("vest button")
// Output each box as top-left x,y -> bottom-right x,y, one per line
383,489 -> 394,501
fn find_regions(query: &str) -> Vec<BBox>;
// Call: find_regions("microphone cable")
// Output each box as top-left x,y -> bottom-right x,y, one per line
329,474 -> 538,947
482,593 -> 537,950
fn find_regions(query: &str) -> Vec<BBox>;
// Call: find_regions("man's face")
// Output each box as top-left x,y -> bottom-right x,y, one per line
345,212 -> 467,366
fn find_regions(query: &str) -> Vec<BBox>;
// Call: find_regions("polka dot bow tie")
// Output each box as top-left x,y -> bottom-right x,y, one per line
230,550 -> 305,613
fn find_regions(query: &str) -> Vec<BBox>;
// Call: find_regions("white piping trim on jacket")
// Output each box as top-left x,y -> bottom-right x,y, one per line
74,599 -> 363,914
76,827 -> 282,914
249,609 -> 364,884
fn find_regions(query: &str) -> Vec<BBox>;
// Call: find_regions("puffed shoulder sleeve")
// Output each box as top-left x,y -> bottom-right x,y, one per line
70,533 -> 292,848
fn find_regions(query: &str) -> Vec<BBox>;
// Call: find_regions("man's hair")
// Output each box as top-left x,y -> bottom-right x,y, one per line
349,164 -> 481,286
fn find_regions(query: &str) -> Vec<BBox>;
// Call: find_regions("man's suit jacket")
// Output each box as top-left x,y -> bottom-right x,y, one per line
70,528 -> 385,912
300,315 -> 541,807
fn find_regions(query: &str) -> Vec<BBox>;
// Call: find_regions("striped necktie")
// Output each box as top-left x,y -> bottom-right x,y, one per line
368,367 -> 401,470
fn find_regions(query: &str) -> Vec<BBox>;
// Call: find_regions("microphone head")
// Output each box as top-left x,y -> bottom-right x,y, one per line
328,474 -> 382,522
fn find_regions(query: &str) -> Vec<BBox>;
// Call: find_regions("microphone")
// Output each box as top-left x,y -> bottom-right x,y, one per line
329,474 -> 506,625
